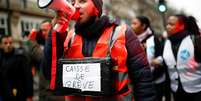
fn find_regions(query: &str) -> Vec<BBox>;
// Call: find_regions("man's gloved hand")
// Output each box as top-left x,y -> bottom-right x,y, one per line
28,29 -> 38,41
53,11 -> 70,33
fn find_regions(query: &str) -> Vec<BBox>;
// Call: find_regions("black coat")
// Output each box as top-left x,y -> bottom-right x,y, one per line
0,48 -> 33,101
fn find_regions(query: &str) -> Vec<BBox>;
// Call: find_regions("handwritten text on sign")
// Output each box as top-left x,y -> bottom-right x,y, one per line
62,63 -> 101,91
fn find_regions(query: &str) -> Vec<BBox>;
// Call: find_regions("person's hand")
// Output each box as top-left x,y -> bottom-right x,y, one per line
150,56 -> 163,68
53,11 -> 70,33
28,29 -> 38,41
151,59 -> 161,67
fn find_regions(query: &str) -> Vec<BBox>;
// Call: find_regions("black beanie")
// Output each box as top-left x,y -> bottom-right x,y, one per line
92,0 -> 103,16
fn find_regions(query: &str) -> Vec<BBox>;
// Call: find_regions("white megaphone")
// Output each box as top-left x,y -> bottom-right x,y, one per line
38,0 -> 79,32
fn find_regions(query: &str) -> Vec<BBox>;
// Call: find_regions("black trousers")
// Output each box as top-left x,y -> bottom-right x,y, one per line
173,81 -> 201,101
155,81 -> 171,101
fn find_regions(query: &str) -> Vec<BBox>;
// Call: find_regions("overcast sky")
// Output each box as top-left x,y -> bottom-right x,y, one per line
167,0 -> 201,27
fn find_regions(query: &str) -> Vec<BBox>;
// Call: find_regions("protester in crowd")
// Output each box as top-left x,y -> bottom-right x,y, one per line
131,16 -> 153,47
27,20 -> 65,101
43,0 -> 156,101
131,16 -> 170,101
163,14 -> 201,101
0,35 -> 2,101
0,35 -> 33,101
27,20 -> 52,69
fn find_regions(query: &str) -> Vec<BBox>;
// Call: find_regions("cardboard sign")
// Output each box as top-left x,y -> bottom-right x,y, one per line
62,63 -> 101,92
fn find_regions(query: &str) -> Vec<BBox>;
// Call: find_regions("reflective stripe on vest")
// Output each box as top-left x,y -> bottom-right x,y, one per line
50,31 -> 57,90
63,24 -> 133,100
163,35 -> 201,93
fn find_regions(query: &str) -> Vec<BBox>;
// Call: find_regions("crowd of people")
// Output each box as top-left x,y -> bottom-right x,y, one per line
0,0 -> 201,101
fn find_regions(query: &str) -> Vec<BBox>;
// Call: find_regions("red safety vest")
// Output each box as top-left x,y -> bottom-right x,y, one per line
51,24 -> 134,101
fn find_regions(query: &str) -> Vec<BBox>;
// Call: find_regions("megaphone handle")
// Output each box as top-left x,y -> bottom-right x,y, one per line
53,11 -> 69,32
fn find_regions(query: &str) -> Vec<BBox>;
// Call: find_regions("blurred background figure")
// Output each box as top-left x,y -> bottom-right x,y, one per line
0,35 -> 33,101
26,19 -> 65,101
26,19 -> 52,101
163,14 -> 201,101
0,35 -> 2,101
131,16 -> 153,47
27,20 -> 52,69
131,16 -> 170,101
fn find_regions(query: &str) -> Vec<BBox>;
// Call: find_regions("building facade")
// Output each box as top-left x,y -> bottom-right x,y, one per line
0,0 -> 54,42
0,0 -> 176,42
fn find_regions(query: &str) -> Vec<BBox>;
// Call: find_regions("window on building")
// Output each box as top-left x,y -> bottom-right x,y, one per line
21,20 -> 40,37
0,28 -> 6,37
0,17 -> 8,36
1,18 -> 5,25
21,0 -> 27,8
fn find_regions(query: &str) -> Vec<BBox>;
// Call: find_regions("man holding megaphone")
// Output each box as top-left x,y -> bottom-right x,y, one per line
41,0 -> 156,101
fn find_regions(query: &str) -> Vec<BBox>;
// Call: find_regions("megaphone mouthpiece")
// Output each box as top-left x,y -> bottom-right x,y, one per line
38,0 -> 80,32
38,0 -> 76,18
38,0 -> 52,8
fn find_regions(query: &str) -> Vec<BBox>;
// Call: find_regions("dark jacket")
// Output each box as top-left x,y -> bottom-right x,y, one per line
44,16 -> 156,101
24,32 -> 65,101
0,48 -> 33,101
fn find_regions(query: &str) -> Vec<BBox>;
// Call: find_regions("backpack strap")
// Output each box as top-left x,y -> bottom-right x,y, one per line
109,24 -> 127,54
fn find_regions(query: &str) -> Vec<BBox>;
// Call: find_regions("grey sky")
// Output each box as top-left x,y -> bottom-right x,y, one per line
167,0 -> 201,27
